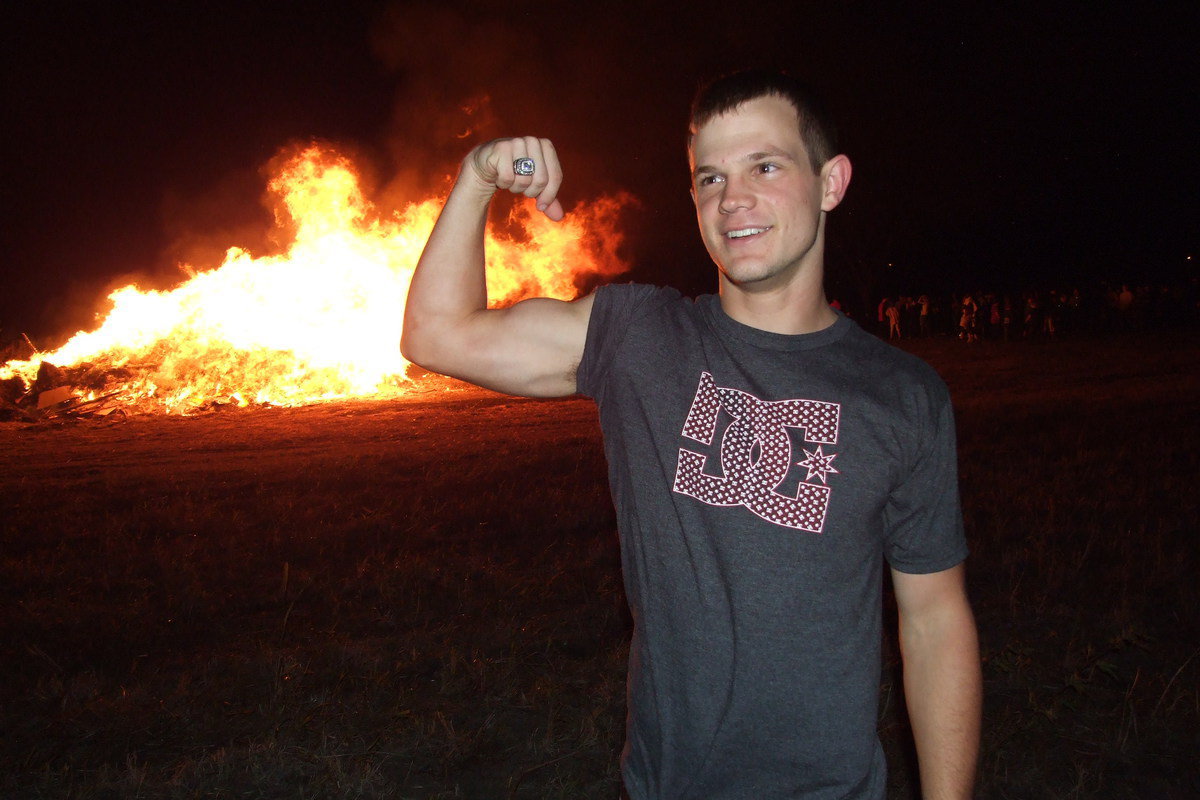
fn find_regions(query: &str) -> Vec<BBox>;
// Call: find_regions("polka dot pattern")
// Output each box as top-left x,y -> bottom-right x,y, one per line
674,372 -> 840,533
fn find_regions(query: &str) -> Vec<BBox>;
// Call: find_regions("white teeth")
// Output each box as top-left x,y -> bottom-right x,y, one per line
727,227 -> 767,239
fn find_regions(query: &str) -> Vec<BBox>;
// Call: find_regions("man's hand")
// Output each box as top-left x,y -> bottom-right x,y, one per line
464,136 -> 565,221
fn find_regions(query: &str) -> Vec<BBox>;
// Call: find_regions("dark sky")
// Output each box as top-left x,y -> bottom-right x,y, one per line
3,1 -> 1196,342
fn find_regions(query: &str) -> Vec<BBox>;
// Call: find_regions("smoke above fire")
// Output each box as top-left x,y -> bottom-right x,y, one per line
1,144 -> 631,413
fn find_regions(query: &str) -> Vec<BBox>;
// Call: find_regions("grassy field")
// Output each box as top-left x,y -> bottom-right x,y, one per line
2,330 -> 1197,799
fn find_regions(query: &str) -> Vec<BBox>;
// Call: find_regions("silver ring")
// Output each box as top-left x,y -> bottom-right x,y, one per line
513,157 -> 535,177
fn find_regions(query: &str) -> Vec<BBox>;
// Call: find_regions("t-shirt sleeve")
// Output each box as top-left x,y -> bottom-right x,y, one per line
576,283 -> 678,400
882,375 -> 969,574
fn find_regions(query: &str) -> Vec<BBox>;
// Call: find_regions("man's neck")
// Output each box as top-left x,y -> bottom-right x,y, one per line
718,273 -> 838,335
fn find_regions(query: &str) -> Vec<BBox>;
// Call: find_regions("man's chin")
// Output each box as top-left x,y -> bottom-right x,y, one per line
719,263 -> 775,288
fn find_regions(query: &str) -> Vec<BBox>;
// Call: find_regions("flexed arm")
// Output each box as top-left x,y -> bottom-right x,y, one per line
401,137 -> 595,397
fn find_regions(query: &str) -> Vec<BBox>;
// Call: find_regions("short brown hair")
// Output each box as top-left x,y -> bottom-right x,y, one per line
689,70 -> 839,173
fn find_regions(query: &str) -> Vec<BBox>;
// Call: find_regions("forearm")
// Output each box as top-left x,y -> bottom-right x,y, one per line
400,164 -> 495,369
900,599 -> 982,799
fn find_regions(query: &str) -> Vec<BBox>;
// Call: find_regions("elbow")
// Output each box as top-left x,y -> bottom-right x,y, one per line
398,328 -> 418,364
399,321 -> 438,373
400,317 -> 459,377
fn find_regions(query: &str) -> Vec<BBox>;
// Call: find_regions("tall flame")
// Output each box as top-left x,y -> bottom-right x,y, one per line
2,145 -> 630,412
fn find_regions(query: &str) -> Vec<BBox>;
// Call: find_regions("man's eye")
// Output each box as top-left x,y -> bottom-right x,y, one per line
756,162 -> 778,174
698,174 -> 723,187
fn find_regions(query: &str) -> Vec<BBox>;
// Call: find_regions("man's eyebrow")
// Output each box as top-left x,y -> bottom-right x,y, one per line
747,148 -> 796,162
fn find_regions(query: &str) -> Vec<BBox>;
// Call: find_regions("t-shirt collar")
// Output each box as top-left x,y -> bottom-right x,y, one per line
700,294 -> 852,352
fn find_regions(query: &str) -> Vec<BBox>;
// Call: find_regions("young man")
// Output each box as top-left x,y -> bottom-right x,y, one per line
403,70 -> 981,800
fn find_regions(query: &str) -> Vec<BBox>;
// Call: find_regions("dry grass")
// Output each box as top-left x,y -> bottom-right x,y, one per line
1,330 -> 1197,798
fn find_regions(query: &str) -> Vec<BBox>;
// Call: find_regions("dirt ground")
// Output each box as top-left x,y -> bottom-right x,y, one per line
2,331 -> 1198,798
0,385 -> 600,494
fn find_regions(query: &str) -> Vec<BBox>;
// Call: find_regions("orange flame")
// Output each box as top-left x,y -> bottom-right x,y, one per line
1,145 -> 630,412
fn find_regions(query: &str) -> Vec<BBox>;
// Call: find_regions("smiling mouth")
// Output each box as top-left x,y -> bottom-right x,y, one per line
725,227 -> 770,239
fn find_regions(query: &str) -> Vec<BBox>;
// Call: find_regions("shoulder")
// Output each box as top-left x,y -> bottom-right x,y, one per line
593,282 -> 684,313
839,325 -> 953,411
588,283 -> 693,338
578,283 -> 692,397
845,325 -> 944,381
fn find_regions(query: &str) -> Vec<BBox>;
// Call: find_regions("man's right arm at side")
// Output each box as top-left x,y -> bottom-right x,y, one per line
400,136 -> 594,398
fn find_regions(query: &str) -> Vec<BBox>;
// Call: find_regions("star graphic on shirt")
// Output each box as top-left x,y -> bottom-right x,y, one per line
797,445 -> 839,485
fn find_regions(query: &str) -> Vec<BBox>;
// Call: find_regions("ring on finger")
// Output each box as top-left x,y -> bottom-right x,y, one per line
513,157 -> 536,177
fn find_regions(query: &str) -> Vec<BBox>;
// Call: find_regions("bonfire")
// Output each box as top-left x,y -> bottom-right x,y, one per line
0,145 -> 630,418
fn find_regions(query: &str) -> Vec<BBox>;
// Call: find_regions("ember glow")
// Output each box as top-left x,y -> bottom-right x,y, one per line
1,145 -> 630,412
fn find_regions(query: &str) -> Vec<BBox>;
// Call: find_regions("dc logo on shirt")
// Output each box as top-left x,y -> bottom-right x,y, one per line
673,372 -> 841,533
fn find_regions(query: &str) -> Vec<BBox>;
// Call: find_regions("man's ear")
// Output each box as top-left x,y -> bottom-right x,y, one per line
819,154 -> 852,212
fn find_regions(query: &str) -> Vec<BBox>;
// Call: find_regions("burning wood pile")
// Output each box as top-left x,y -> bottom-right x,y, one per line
1,371 -> 119,424
0,359 -> 126,422
0,145 -> 630,421
1,332 -> 258,420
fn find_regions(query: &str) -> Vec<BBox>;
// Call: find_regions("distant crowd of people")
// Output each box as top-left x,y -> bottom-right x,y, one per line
868,279 -> 1198,343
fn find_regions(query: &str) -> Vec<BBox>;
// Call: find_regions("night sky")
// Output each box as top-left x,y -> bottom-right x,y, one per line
3,1 -> 1196,343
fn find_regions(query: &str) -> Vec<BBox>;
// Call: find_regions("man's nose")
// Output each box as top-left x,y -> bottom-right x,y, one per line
719,176 -> 755,214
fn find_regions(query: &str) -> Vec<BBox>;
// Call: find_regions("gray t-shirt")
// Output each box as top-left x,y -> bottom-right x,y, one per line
576,285 -> 967,800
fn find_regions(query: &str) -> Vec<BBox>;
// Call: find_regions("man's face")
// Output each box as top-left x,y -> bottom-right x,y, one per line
689,95 -> 834,293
